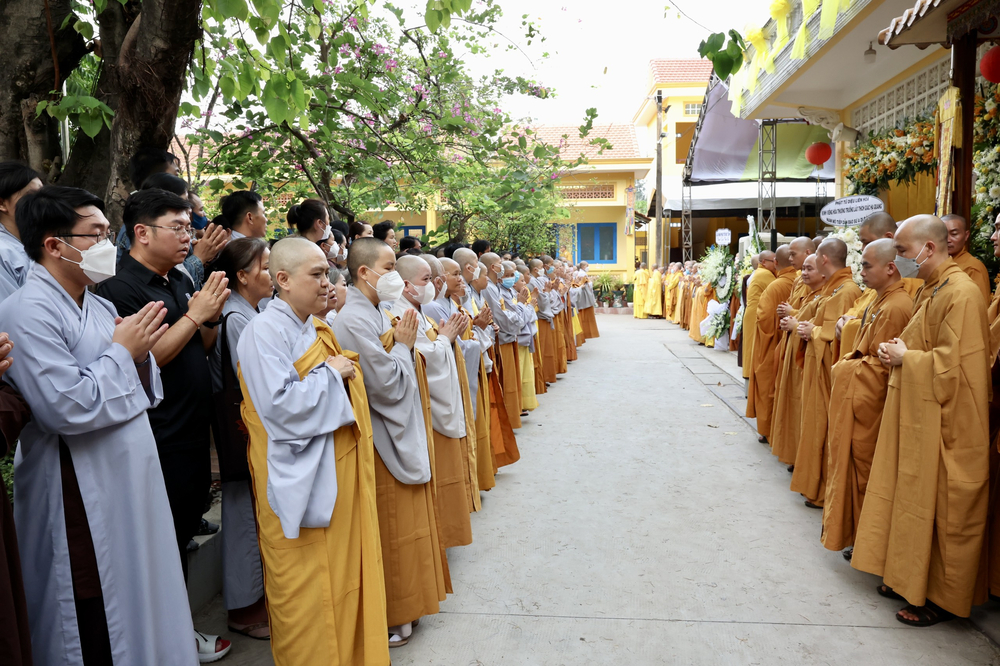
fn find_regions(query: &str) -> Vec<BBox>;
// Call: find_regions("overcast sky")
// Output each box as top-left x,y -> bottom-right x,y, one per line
445,0 -> 772,126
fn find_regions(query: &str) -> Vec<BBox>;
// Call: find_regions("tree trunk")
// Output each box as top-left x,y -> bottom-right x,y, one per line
59,1 -> 134,193
0,0 -> 87,174
103,0 -> 202,226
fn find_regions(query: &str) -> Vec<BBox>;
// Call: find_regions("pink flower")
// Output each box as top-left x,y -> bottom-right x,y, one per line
345,17 -> 358,30
334,65 -> 344,74
385,59 -> 398,72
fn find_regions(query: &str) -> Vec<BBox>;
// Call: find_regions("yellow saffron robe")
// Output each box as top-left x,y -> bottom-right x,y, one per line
953,247 -> 992,303
768,289 -> 822,464
742,268 -> 776,379
644,269 -> 664,317
790,267 -> 862,506
746,266 -> 797,437
821,280 -> 913,551
852,260 -> 991,617
633,269 -> 649,319
239,321 -> 389,666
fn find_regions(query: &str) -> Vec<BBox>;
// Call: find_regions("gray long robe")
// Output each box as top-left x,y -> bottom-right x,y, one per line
236,297 -> 356,540
0,266 -> 196,666
483,281 -> 531,345
423,296 -> 491,417
332,287 -> 431,484
0,224 -> 31,301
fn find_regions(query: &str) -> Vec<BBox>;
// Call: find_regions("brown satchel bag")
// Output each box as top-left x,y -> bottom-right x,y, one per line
211,313 -> 251,483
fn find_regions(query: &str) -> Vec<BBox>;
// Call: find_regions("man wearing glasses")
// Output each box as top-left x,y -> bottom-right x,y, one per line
97,189 -> 232,659
0,186 -> 200,664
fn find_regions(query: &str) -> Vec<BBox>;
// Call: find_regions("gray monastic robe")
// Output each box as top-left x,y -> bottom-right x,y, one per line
332,287 -> 431,484
422,295 -> 489,417
237,298 -> 356,539
386,297 -> 465,438
0,266 -> 196,666
0,225 -> 30,301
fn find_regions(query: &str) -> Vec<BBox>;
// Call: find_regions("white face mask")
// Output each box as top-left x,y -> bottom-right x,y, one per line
366,268 -> 405,302
59,238 -> 116,283
413,281 -> 436,305
326,241 -> 339,261
338,245 -> 348,261
472,266 -> 481,280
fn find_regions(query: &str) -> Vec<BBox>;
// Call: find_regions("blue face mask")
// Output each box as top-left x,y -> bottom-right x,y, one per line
545,267 -> 554,275
191,212 -> 209,230
501,277 -> 517,289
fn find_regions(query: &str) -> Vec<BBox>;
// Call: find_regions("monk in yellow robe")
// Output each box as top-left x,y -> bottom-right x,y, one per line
633,263 -> 649,319
769,255 -> 825,466
644,265 -> 664,318
238,238 -> 389,664
943,213 -> 991,302
742,251 -> 776,380
662,264 -> 680,319
331,239 -> 448,646
790,239 -> 862,508
822,240 -> 913,556
771,238 -> 815,402
854,215 -> 990,626
747,246 -> 796,442
688,280 -> 709,343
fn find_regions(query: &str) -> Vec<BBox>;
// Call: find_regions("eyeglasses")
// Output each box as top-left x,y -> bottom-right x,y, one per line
145,224 -> 192,238
61,232 -> 111,244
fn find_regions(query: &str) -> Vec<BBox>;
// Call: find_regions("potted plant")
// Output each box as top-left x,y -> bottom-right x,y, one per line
610,276 -> 626,308
594,273 -> 617,306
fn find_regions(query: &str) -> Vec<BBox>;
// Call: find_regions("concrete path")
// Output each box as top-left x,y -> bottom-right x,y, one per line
196,314 -> 1000,665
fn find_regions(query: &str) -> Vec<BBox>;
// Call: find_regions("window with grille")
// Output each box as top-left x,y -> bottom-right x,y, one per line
685,103 -> 702,116
577,223 -> 617,264
559,182 -> 615,200
851,55 -> 960,137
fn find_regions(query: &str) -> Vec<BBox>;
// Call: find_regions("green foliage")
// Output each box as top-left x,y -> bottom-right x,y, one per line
36,53 -> 113,141
698,30 -> 745,80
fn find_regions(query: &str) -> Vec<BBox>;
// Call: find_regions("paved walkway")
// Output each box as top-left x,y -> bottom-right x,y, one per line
197,314 -> 1000,665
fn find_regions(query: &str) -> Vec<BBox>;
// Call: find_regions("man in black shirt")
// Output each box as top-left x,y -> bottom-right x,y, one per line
97,189 -> 230,577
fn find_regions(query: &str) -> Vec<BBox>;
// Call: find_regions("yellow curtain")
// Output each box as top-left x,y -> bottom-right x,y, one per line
882,172 -> 937,220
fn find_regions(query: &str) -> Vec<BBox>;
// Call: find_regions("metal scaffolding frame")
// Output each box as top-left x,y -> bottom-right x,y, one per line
681,181 -> 693,262
757,120 -> 777,250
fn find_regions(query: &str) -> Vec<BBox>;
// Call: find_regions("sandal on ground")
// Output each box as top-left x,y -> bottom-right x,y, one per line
388,633 -> 409,648
804,500 -> 823,509
758,435 -> 768,444
876,584 -> 904,601
412,618 -> 420,628
196,631 -> 232,663
842,547 -> 853,562
896,601 -> 955,627
787,465 -> 794,473
227,622 -> 270,640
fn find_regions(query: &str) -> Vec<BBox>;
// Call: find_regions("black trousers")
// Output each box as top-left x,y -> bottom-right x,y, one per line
158,442 -> 211,581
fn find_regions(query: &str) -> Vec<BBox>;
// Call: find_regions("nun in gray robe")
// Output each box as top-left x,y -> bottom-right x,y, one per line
0,266 -> 196,665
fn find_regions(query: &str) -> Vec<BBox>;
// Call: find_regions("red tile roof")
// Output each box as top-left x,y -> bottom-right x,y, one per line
648,59 -> 714,84
532,124 -> 641,160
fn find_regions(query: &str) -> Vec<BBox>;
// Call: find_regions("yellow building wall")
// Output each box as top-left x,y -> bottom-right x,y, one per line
550,170 -> 638,280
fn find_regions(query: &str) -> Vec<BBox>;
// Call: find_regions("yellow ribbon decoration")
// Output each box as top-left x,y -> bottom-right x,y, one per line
728,65 -> 746,116
791,0 -> 820,60
744,27 -> 773,95
818,0 -> 839,39
769,0 -> 792,53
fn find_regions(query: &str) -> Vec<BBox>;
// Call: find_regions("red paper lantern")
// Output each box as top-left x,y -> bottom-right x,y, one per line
981,44 -> 1000,83
806,142 -> 832,166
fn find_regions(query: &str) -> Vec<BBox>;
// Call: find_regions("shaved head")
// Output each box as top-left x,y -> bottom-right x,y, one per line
420,253 -> 442,277
758,250 -> 776,274
788,236 -> 814,270
775,245 -> 792,269
861,238 -> 900,292
897,214 -> 948,246
269,237 -> 325,287
396,254 -> 431,282
481,252 -> 501,269
454,247 -> 477,270
440,257 -> 460,273
859,212 -> 897,246
347,237 -> 392,283
816,238 -> 848,270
